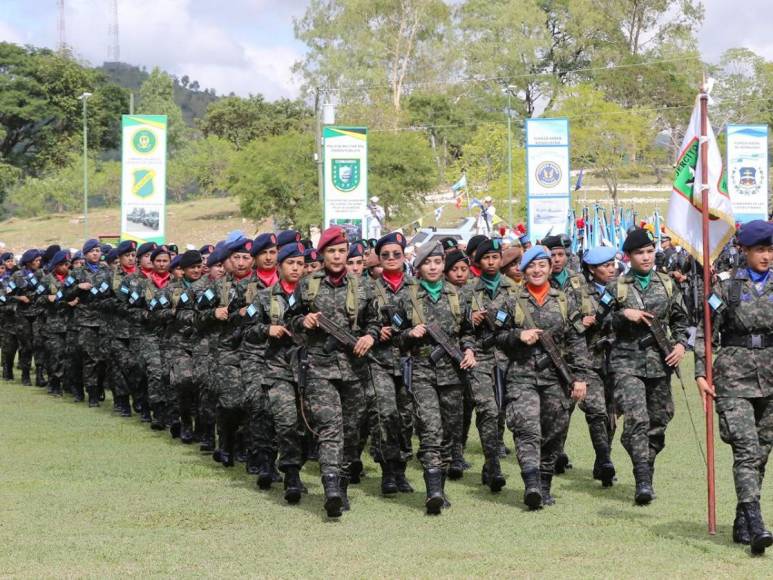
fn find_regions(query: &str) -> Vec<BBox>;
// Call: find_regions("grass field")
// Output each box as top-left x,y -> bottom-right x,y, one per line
0,358 -> 770,578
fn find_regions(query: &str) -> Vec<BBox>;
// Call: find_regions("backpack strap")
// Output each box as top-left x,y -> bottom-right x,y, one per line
244,281 -> 259,305
345,275 -> 360,331
269,291 -> 282,324
655,271 -> 673,299
305,275 -> 322,306
409,284 -> 425,325
446,284 -> 461,325
616,276 -> 629,305
570,275 -> 593,316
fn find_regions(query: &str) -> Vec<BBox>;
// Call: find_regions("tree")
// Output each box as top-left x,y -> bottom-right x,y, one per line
137,67 -> 186,152
553,84 -> 654,203
167,136 -> 236,202
294,0 -> 452,127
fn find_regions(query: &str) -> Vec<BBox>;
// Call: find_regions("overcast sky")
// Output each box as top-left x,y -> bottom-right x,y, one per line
1,0 -> 771,100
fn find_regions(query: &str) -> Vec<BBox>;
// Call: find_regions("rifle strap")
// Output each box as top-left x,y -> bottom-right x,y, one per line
409,283 -> 461,327
617,271 -> 673,305
305,273 -> 360,330
269,292 -> 282,324
569,275 -> 594,316
513,291 -> 567,327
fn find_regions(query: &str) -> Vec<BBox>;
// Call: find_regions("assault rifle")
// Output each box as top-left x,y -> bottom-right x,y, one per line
316,312 -> 376,362
639,315 -> 683,379
534,329 -> 576,388
426,322 -> 466,368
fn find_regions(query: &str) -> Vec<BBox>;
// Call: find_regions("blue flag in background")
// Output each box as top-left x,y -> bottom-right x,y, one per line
451,174 -> 467,192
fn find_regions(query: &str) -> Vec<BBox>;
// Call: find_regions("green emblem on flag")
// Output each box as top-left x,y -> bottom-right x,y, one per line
132,169 -> 155,198
332,159 -> 360,192
673,140 -> 698,202
132,129 -> 157,154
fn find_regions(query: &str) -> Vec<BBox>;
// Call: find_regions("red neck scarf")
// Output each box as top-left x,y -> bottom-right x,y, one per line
54,272 -> 66,283
122,264 -> 136,276
280,280 -> 297,296
470,265 -> 482,278
382,270 -> 404,293
140,266 -> 153,279
526,282 -> 550,306
233,269 -> 252,282
149,270 -> 170,289
257,267 -> 278,288
325,268 -> 347,287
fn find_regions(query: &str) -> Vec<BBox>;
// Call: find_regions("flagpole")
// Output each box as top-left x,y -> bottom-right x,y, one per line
699,88 -> 717,535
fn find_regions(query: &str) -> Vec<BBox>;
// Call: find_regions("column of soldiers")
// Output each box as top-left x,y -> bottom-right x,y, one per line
0,220 -> 771,556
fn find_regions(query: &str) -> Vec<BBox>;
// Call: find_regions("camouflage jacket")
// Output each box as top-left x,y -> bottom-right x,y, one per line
36,273 -> 71,334
8,267 -> 46,319
551,269 -> 592,334
289,270 -> 372,382
581,280 -> 615,371
364,274 -> 416,376
606,271 -> 690,378
238,276 -> 276,362
62,263 -> 113,327
103,267 -> 137,340
196,273 -> 254,360
158,277 -> 205,350
144,277 -> 176,338
397,280 -> 475,387
694,268 -> 773,398
464,275 -> 520,373
495,285 -> 591,387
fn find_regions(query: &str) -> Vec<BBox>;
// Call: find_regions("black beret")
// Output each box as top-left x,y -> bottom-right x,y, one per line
541,235 -> 563,249
150,245 -> 171,261
304,248 -> 320,263
179,250 -> 203,269
0,252 -> 13,262
43,244 -> 61,264
622,228 -> 656,253
473,238 -> 503,263
466,235 -> 488,260
106,249 -> 120,264
444,249 -> 470,273
300,238 -> 314,250
199,244 -> 215,256
438,237 -> 459,252
167,244 -> 179,255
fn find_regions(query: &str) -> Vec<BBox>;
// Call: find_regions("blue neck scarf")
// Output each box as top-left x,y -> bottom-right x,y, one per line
85,261 -> 100,273
594,282 -> 606,295
747,268 -> 770,284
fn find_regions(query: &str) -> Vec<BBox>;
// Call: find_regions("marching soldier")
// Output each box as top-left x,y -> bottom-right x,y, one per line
8,249 -> 44,386
38,250 -> 72,397
495,246 -> 589,510
696,220 -> 773,555
605,228 -> 689,505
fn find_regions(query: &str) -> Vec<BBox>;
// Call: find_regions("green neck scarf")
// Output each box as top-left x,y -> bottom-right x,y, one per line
632,269 -> 652,290
480,272 -> 502,297
420,279 -> 444,302
553,268 -> 569,288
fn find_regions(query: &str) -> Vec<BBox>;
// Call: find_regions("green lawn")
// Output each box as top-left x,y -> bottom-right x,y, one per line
0,360 -> 769,577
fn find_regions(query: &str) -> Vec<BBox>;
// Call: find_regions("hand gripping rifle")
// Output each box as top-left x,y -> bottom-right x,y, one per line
481,310 -> 506,410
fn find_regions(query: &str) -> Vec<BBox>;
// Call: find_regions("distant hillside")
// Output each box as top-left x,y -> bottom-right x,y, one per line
99,61 -> 219,125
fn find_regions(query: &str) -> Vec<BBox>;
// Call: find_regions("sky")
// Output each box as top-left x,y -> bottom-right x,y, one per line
0,0 -> 771,101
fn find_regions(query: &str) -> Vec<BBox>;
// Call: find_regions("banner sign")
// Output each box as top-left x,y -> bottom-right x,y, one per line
726,124 -> 768,223
323,126 -> 367,240
525,118 -> 570,242
121,115 -> 167,244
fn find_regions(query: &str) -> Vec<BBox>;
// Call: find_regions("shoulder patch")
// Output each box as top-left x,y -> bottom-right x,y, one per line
718,271 -> 731,281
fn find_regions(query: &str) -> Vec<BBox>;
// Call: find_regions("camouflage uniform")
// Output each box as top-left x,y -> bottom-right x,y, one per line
8,267 -> 44,383
495,285 -> 591,505
695,269 -> 773,506
0,275 -> 19,380
290,270 -> 369,482
62,263 -> 113,403
37,272 -> 71,394
606,271 -> 689,478
146,277 -> 180,428
194,275 -> 220,448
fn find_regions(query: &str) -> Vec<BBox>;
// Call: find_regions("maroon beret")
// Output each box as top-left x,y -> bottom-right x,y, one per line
317,226 -> 349,253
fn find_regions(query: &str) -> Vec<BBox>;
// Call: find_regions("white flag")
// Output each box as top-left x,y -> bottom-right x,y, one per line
666,96 -> 735,265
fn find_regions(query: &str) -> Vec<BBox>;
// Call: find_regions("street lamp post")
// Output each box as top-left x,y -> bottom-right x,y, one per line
505,85 -> 516,228
78,92 -> 92,240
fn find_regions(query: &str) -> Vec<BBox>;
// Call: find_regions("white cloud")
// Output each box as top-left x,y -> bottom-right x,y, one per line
0,19 -> 24,45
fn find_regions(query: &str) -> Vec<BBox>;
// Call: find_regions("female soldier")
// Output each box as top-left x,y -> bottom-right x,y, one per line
696,220 -> 773,555
495,246 -> 589,509
399,241 -> 476,514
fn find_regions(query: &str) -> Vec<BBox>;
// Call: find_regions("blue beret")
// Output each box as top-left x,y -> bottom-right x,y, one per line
136,242 -> 157,258
206,246 -> 226,266
278,242 -> 305,263
106,249 -> 119,263
72,251 -> 83,261
150,245 -> 171,261
521,246 -> 551,271
199,244 -> 215,256
304,248 -> 320,263
277,230 -> 301,248
100,243 -> 113,255
737,220 -> 773,247
228,236 -> 253,256
518,233 -> 530,244
20,249 -> 41,266
0,252 -> 13,262
82,239 -> 100,254
348,242 -> 365,259
49,250 -> 71,268
169,255 -> 182,270
250,233 -> 276,256
582,246 -> 617,266
375,232 -> 406,255
117,240 -> 137,256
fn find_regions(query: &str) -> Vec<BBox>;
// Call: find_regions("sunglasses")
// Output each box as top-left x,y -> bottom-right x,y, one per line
380,251 -> 403,259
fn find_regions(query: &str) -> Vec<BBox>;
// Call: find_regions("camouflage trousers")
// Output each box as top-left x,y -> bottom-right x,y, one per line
468,367 -> 502,461
506,381 -> 571,474
716,395 -> 773,504
560,371 -> 612,453
1,327 -> 17,374
412,379 -> 464,471
170,345 -> 197,425
32,316 -> 46,375
196,343 -> 216,427
305,376 -> 365,476
108,337 -> 141,399
612,373 -> 674,466
14,316 -> 34,372
249,379 -> 304,470
76,326 -> 103,395
363,364 -> 404,464
42,330 -> 66,383
64,326 -> 81,396
133,334 -> 162,405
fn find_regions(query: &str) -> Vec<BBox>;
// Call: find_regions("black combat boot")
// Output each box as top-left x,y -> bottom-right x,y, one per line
118,395 -> 132,417
35,367 -> 47,387
484,458 -> 506,493
540,471 -> 555,506
733,503 -> 751,545
447,457 -> 465,480
283,467 -> 303,504
48,376 -> 62,397
169,421 -> 182,439
72,384 -> 84,403
270,449 -> 282,483
423,468 -> 444,515
21,368 -> 31,386
87,386 -> 100,407
321,473 -> 343,518
380,462 -> 398,496
340,472 -> 351,512
139,400 -> 152,422
256,453 -> 274,490
633,462 -> 654,505
441,470 -> 451,508
521,469 -> 542,510
349,460 -> 364,484
554,452 -> 572,475
150,403 -> 166,430
741,501 -> 773,555
3,359 -> 14,381
217,426 -> 235,467
592,446 -> 616,488
179,417 -> 194,443
394,461 -> 414,493
199,424 -> 215,453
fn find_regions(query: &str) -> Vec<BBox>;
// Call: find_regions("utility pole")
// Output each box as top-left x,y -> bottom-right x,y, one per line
79,92 -> 92,240
107,0 -> 121,62
315,87 -> 324,208
506,85 -> 516,228
57,0 -> 66,54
